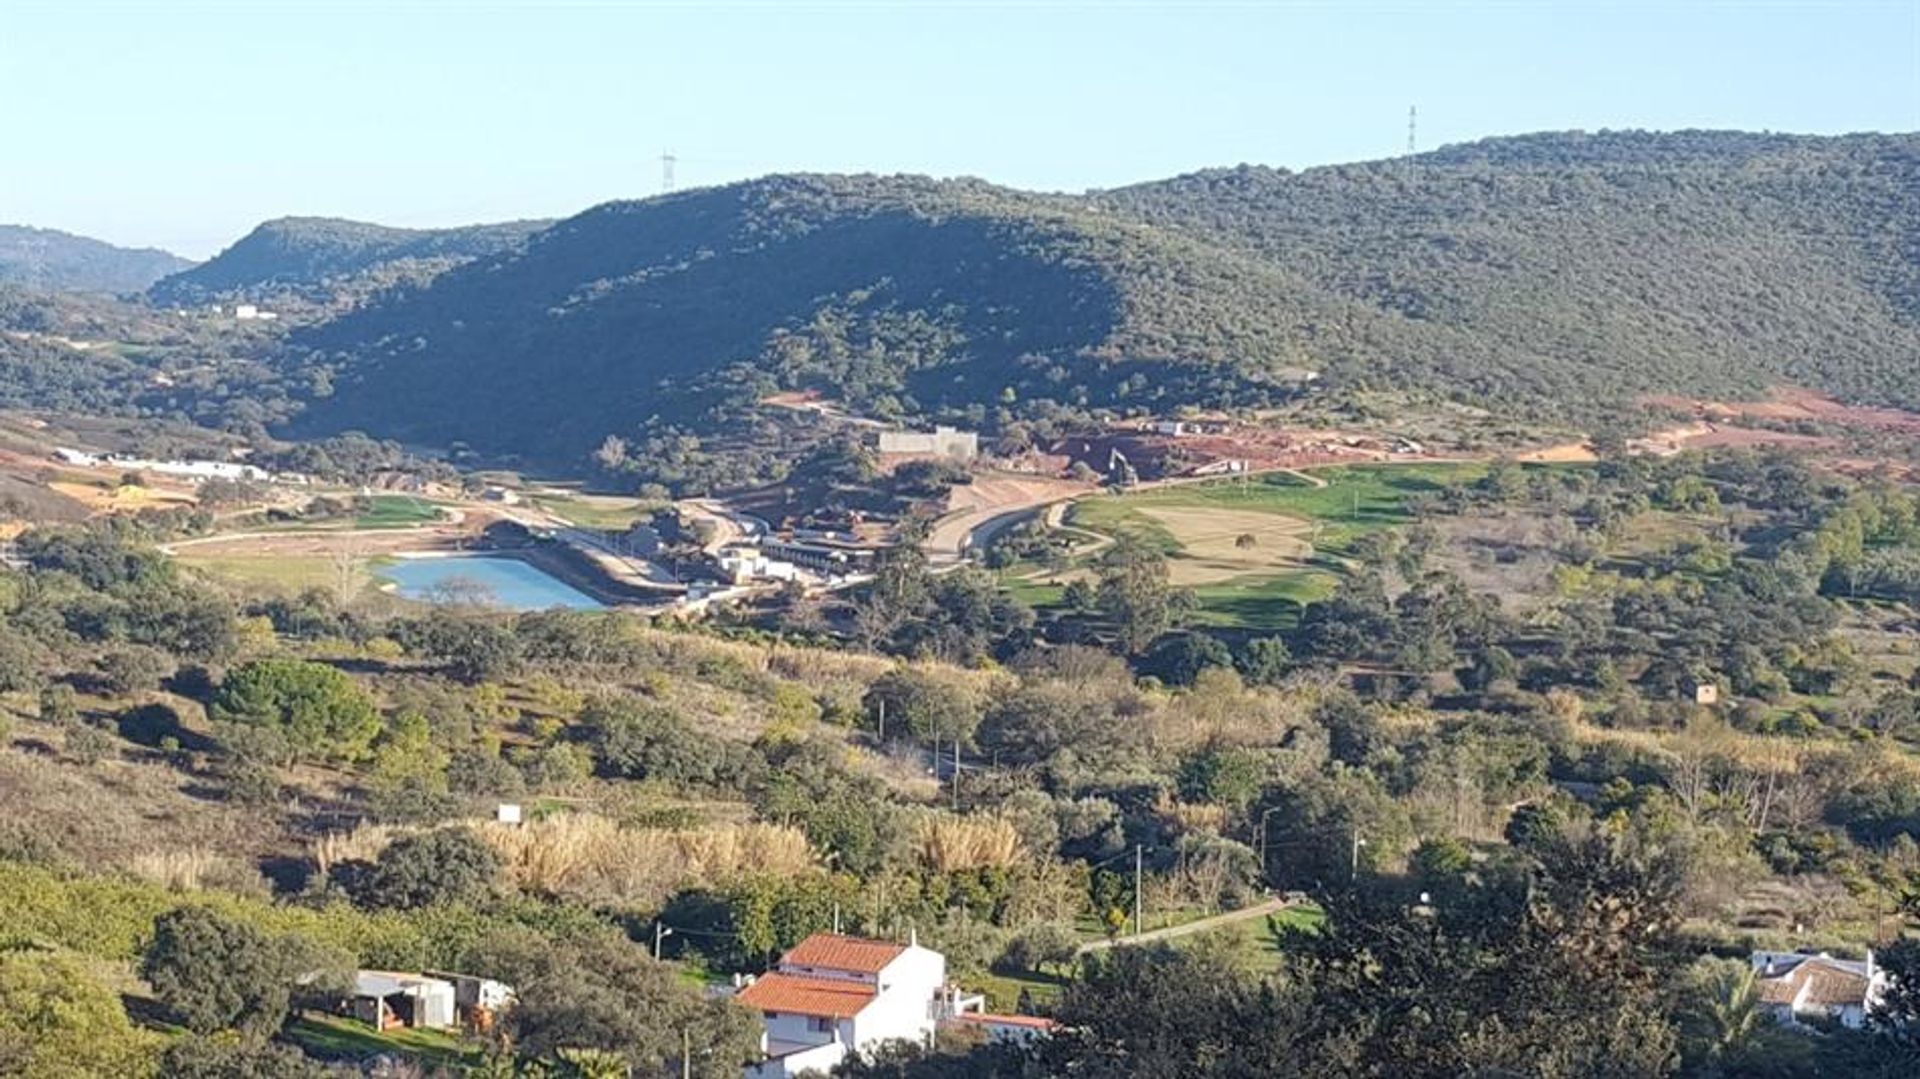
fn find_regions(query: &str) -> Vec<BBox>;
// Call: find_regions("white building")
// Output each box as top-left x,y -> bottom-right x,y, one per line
350,971 -> 457,1031
876,426 -> 978,461
1751,950 -> 1887,1030
234,304 -> 279,322
953,1011 -> 1058,1045
717,547 -> 803,585
737,933 -> 947,1077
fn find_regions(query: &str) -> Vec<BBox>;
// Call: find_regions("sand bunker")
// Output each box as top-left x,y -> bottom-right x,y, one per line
1135,506 -> 1314,586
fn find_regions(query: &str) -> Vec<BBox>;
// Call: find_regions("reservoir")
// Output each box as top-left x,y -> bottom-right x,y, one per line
381,555 -> 605,610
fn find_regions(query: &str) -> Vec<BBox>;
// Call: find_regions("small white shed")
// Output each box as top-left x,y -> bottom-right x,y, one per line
351,971 -> 457,1030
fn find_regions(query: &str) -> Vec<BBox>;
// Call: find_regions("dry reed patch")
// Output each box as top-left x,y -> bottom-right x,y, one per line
1134,506 -> 1313,586
917,814 -> 1025,872
478,815 -> 815,905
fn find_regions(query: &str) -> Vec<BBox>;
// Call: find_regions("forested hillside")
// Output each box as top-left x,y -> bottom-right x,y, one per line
0,224 -> 193,293
1103,130 -> 1920,411
284,130 -> 1920,469
148,216 -> 551,305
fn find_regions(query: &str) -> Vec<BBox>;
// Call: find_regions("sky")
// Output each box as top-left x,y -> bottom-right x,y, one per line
3,0 -> 1916,259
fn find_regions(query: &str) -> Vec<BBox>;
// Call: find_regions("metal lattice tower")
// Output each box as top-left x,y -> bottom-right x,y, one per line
1407,105 -> 1417,157
661,152 -> 677,193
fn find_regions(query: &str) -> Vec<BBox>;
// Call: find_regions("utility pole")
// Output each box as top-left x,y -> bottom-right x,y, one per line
1133,844 -> 1144,937
1351,829 -> 1367,882
951,738 -> 960,809
682,1027 -> 691,1079
1257,806 -> 1281,886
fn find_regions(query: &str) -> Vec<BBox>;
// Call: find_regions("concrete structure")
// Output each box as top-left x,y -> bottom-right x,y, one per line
953,1012 -> 1058,1045
422,970 -> 516,1031
737,933 -> 947,1078
1751,951 -> 1886,1030
234,304 -> 279,322
718,547 -> 803,585
759,538 -> 874,576
102,454 -> 270,483
351,971 -> 457,1031
876,425 -> 978,461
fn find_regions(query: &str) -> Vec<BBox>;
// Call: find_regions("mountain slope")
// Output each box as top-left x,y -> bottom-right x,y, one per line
289,175 -> 1381,460
287,131 -> 1920,468
1100,130 -> 1920,410
0,225 -> 193,293
149,216 -> 551,305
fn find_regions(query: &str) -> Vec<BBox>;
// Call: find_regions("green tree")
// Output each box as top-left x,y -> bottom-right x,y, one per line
140,907 -> 340,1042
484,938 -> 760,1077
1673,957 -> 1767,1078
356,826 -> 501,909
159,1037 -> 331,1079
211,659 -> 381,763
0,950 -> 159,1078
1237,636 -> 1292,686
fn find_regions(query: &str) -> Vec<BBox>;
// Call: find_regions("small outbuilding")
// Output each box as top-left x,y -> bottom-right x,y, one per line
351,971 -> 457,1031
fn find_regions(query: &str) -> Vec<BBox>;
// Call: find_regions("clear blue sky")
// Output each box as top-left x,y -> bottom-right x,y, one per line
4,0 -> 1916,258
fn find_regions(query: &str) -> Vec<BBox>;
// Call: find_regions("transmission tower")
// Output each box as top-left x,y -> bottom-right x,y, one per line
661,151 -> 677,193
1407,105 -> 1417,157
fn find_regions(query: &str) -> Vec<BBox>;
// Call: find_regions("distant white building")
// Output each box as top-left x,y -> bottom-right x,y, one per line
103,454 -> 269,483
1751,950 -> 1887,1030
876,425 -> 978,461
233,304 -> 279,322
717,547 -> 802,585
737,933 -> 948,1078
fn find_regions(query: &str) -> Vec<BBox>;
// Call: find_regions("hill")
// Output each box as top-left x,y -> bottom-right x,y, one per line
148,216 -> 551,306
0,225 -> 193,293
287,131 -> 1920,470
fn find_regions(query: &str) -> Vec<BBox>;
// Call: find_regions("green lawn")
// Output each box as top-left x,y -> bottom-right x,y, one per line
527,490 -> 660,530
1020,463 -> 1485,629
355,495 -> 446,529
285,1013 -> 478,1067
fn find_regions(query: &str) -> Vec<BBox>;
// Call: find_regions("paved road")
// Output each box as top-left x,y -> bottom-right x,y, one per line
1076,896 -> 1292,954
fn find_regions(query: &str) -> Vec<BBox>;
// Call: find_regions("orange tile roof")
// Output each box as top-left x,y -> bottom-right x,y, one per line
736,972 -> 876,1019
779,933 -> 908,974
1756,957 -> 1872,1008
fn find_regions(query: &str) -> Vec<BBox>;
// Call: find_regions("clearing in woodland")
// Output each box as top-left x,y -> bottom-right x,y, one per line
1029,463 -> 1485,628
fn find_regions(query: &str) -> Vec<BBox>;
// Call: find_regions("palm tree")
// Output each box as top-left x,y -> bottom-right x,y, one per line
1675,957 -> 1763,1076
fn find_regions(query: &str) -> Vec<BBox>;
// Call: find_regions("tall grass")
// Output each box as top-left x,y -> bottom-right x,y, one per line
478,815 -> 815,906
918,814 -> 1024,872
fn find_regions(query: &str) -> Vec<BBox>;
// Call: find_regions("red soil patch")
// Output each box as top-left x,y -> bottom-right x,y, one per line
1644,387 -> 1920,438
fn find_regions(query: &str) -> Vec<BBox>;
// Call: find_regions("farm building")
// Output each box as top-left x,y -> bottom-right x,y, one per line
876,426 -> 978,461
350,971 -> 457,1031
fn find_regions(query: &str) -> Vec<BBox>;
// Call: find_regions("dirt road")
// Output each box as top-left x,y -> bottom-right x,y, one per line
1076,896 -> 1293,954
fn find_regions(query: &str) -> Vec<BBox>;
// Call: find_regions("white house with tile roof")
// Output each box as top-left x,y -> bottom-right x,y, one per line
1750,950 -> 1887,1030
736,933 -> 948,1077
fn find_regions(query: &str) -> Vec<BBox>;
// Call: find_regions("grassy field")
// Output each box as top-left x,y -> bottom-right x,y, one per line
354,495 -> 445,529
1016,463 -> 1485,629
177,553 -> 390,596
286,1013 -> 478,1068
527,490 -> 660,530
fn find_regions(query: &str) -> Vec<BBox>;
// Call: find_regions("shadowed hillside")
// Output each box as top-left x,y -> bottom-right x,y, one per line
0,225 -> 193,293
286,131 -> 1920,468
149,216 -> 551,305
